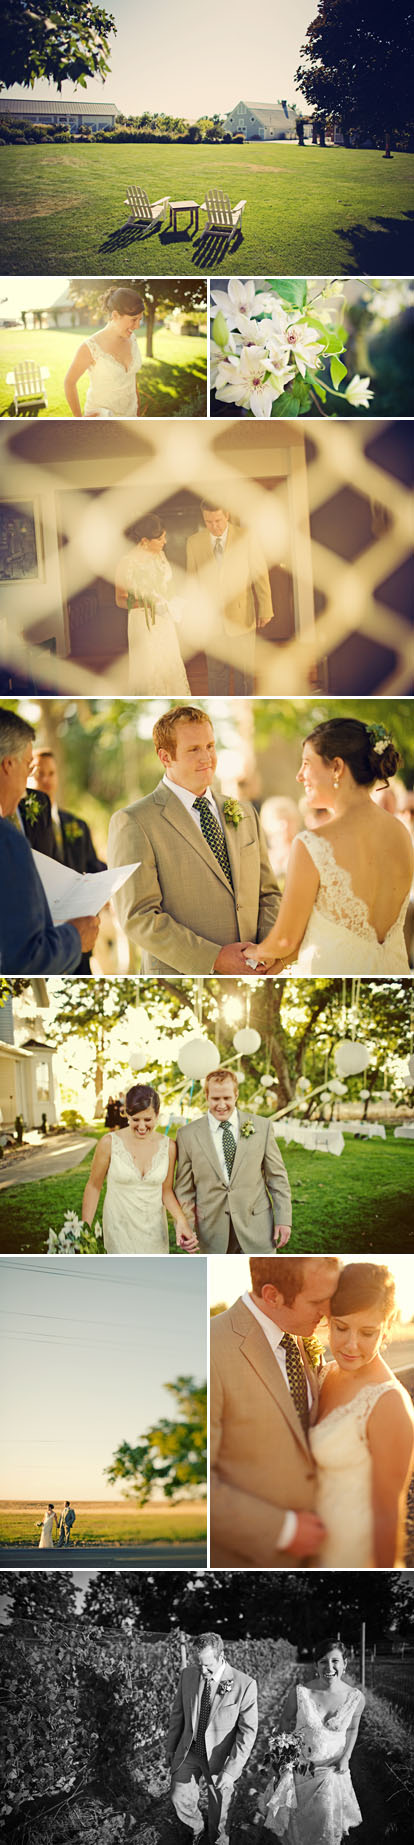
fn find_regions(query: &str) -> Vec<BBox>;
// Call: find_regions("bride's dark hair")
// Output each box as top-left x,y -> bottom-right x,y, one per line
125,1084 -> 160,1116
103,285 -> 144,316
129,514 -> 166,544
305,718 -> 400,788
314,1638 -> 347,1662
330,1262 -> 396,1329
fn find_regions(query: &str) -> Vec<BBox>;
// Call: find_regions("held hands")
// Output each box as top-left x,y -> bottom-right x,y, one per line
241,940 -> 291,971
213,943 -> 257,975
176,1220 -> 199,1253
287,1512 -> 327,1559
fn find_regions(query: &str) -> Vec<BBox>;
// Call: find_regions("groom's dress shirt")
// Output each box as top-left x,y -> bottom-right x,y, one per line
209,1107 -> 239,1180
162,775 -> 225,837
243,1291 -> 311,1551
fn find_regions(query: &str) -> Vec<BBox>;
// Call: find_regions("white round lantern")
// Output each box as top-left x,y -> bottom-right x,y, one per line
334,1040 -> 370,1077
177,1036 -> 221,1079
260,1074 -> 276,1088
328,1079 -> 347,1097
129,1052 -> 145,1075
321,1090 -> 332,1103
297,1077 -> 310,1094
359,1089 -> 370,1101
233,1027 -> 261,1054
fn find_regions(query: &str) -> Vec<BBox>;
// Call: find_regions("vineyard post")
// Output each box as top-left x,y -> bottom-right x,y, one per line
361,1622 -> 366,1688
180,1630 -> 187,1670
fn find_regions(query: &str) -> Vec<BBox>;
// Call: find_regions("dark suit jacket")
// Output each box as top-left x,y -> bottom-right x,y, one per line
19,791 -> 59,860
57,810 -> 106,876
0,820 -> 81,975
166,1662 -> 258,1783
21,800 -> 105,976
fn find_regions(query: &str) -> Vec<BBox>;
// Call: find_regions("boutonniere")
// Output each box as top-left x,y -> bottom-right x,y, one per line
222,797 -> 244,827
241,1121 -> 256,1139
64,820 -> 84,841
302,1334 -> 323,1370
22,791 -> 43,824
217,1676 -> 233,1698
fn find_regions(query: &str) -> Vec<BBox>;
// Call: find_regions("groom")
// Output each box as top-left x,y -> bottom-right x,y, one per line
175,1066 -> 292,1252
58,1501 -> 76,1546
211,1254 -> 340,1568
166,1630 -> 258,1842
107,704 -> 280,975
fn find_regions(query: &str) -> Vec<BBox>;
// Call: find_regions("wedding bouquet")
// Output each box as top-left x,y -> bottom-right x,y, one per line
123,552 -> 170,629
252,1728 -> 315,1834
210,278 -> 374,419
48,1211 -> 104,1254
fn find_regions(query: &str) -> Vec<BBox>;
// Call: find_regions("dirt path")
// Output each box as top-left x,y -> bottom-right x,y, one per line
0,1132 -> 94,1188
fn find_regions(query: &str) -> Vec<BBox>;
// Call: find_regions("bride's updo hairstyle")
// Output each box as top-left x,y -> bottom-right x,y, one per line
305,718 -> 400,789
330,1262 -> 397,1332
125,1083 -> 161,1117
314,1638 -> 347,1664
103,285 -> 144,317
130,513 -> 165,545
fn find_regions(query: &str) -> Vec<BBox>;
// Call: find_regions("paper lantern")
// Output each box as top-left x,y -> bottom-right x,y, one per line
297,1077 -> 310,1094
328,1079 -> 347,1097
177,1036 -> 221,1079
334,1039 -> 370,1077
260,1074 -> 276,1088
359,1089 -> 370,1100
233,1027 -> 261,1054
321,1090 -> 332,1103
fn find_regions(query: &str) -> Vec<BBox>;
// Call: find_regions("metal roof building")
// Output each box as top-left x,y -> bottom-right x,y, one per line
0,97 -> 119,130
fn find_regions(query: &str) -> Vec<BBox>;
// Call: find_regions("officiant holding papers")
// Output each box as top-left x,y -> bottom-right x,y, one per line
0,709 -> 99,974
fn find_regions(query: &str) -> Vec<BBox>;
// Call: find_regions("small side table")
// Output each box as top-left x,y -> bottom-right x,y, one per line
169,198 -> 199,233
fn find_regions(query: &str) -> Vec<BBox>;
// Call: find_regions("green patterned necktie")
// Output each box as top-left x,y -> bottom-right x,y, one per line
220,1119 -> 236,1177
280,1333 -> 309,1435
193,795 -> 233,886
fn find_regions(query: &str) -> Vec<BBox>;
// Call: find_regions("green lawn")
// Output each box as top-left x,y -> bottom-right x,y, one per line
0,324 -> 207,417
0,144 -> 413,274
0,1131 -> 412,1254
0,1504 -> 207,1546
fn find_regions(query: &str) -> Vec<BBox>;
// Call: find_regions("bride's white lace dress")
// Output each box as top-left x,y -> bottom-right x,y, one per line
103,1132 -> 170,1254
261,1684 -> 362,1842
310,1380 -> 398,1566
84,333 -> 141,417
120,549 -> 190,695
38,1512 -> 56,1549
290,832 -> 410,974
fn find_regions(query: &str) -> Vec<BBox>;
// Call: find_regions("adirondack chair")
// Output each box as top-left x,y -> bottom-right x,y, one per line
7,361 -> 49,414
125,185 -> 169,227
200,189 -> 246,235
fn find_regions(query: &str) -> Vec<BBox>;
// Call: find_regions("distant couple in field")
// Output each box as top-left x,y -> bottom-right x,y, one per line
108,704 -> 412,978
211,1256 -> 414,1573
37,1501 -> 76,1548
165,1629 -> 365,1844
82,1068 -> 291,1255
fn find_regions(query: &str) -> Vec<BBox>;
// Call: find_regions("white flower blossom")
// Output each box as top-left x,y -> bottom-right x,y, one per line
214,346 -> 294,417
345,373 -> 374,408
268,321 -> 325,377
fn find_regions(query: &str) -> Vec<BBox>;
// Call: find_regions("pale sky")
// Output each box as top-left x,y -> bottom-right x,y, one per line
4,0 -> 312,117
0,1256 -> 207,1499
209,1255 -> 414,1321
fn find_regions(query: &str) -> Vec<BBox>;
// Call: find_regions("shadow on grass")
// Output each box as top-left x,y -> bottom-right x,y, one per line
98,218 -> 162,254
337,209 -> 414,271
140,357 -> 207,416
1,401 -> 42,417
191,226 -> 244,268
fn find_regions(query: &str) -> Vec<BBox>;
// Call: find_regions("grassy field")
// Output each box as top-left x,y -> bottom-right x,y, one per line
0,1129 -> 412,1253
0,1499 -> 207,1546
0,325 -> 207,416
0,143 -> 413,274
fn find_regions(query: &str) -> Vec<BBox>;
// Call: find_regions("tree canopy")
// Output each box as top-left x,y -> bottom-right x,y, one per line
296,0 -> 414,142
81,1569 -> 414,1646
104,1376 -> 207,1504
1,1 -> 116,93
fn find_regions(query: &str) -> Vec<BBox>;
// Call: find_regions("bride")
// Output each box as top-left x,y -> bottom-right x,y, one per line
243,718 -> 412,974
312,1263 -> 414,1568
64,285 -> 144,418
259,1639 -> 364,1843
36,1504 -> 58,1548
82,1082 -> 198,1255
115,514 -> 191,695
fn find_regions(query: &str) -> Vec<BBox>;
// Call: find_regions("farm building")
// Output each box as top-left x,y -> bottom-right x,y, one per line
224,99 -> 298,139
0,97 -> 119,133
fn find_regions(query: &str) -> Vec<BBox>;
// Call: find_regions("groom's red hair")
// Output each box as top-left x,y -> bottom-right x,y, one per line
153,705 -> 208,756
250,1255 -> 340,1306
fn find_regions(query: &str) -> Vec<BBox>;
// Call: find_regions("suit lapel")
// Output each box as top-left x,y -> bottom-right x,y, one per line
155,782 -> 232,895
195,1114 -> 226,1184
216,797 -> 241,896
231,1299 -> 311,1456
228,1110 -> 254,1183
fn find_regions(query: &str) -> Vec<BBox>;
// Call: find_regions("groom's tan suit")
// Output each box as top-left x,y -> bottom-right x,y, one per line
186,521 -> 274,682
107,781 -> 279,974
175,1110 -> 291,1252
211,1297 -> 319,1567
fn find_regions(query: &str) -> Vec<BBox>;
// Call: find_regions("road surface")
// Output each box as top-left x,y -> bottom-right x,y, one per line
0,1544 -> 207,1569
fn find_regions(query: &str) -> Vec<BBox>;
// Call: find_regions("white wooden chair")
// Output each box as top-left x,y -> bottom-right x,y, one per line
124,185 -> 169,227
200,189 -> 246,235
7,362 -> 49,414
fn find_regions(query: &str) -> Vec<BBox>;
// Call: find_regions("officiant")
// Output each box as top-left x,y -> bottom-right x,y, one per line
24,746 -> 107,971
0,708 -> 99,974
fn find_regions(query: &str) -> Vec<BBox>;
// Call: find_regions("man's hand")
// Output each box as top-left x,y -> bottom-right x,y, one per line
177,1225 -> 199,1253
273,1225 -> 291,1249
213,944 -> 256,974
287,1512 -> 326,1558
69,915 -> 100,952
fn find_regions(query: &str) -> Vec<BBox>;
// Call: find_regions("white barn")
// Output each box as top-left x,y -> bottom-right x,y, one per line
224,99 -> 298,140
0,97 -> 119,133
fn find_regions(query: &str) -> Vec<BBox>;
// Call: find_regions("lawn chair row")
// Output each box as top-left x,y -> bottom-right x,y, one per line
125,185 -> 246,235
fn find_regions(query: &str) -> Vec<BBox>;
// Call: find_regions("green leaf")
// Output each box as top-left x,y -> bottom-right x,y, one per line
330,356 -> 348,389
311,378 -> 327,402
265,279 -> 307,309
270,394 -> 300,417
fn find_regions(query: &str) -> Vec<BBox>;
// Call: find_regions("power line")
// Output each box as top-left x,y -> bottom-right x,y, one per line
0,1261 -> 201,1292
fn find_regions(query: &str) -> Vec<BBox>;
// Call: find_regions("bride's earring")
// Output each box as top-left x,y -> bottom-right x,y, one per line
333,776 -> 339,790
